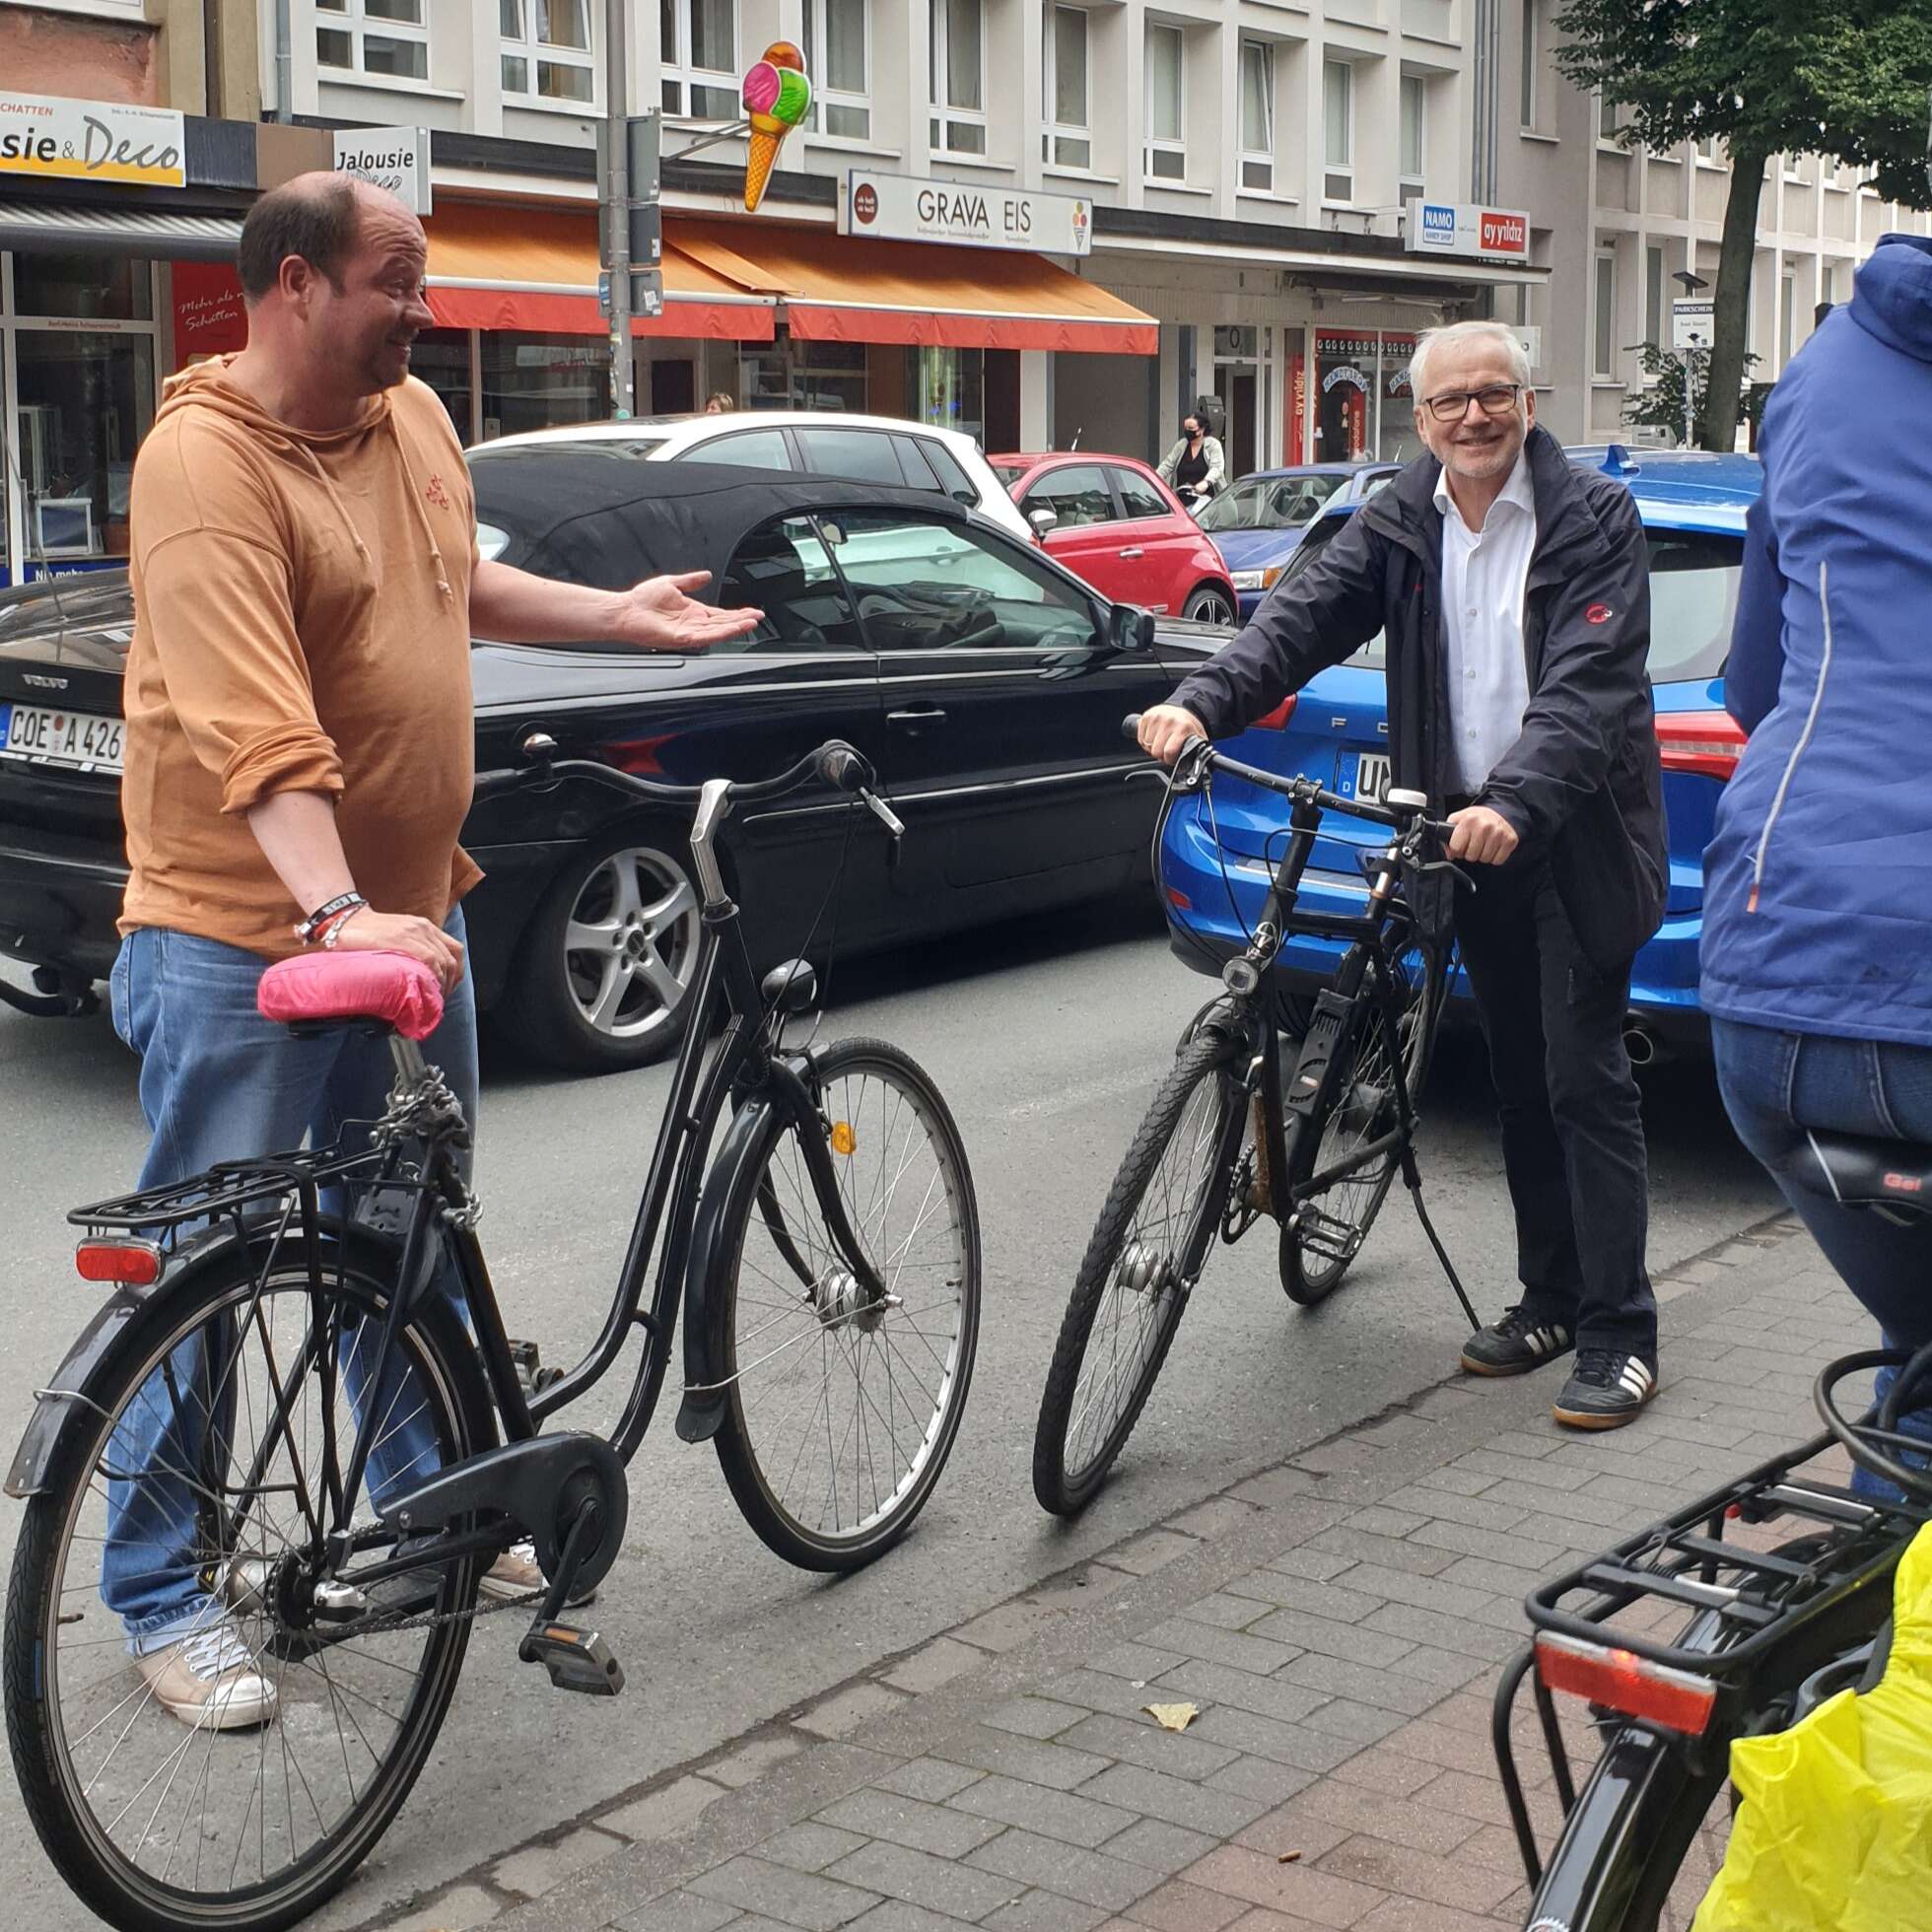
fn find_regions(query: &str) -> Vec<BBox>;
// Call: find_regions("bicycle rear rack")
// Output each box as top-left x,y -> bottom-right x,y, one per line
1492,1429 -> 1928,1888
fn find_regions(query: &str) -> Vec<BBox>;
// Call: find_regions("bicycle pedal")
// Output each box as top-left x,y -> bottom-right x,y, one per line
518,1620 -> 625,1696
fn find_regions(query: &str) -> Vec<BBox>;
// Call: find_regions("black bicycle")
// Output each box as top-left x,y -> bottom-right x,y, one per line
1032,718 -> 1475,1517
3,737 -> 982,1932
1493,1133 -> 1932,1932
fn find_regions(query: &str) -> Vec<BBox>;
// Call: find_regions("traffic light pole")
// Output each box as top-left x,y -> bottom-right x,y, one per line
603,0 -> 634,419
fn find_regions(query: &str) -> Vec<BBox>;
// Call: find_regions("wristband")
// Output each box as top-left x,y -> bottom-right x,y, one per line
318,904 -> 368,950
296,891 -> 366,944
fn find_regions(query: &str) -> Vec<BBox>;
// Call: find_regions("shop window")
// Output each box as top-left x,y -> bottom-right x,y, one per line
479,333 -> 608,441
316,0 -> 430,83
13,252 -> 154,323
1323,60 -> 1352,201
1023,464 -> 1114,530
501,0 -> 594,104
661,0 -> 739,119
1313,329 -> 1419,466
803,0 -> 870,141
719,516 -> 864,653
412,329 -> 476,445
1144,25 -> 1185,182
1239,40 -> 1275,193
1042,6 -> 1090,170
915,346 -> 984,445
1400,74 -> 1426,206
929,0 -> 987,156
15,331 -> 156,563
739,341 -> 868,415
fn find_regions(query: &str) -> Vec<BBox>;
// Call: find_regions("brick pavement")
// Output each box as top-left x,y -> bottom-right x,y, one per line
352,1215 -> 1872,1932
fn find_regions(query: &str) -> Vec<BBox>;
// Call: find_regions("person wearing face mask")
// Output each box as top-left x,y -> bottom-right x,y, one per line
1157,412 -> 1226,506
1138,320 -> 1665,1430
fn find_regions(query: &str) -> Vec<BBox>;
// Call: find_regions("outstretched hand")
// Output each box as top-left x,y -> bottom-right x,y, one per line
610,572 -> 763,651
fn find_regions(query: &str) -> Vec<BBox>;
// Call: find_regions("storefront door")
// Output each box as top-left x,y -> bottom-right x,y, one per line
1213,327 -> 1262,481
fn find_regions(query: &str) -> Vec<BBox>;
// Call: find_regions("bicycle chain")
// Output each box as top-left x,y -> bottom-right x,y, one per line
321,1579 -> 543,1644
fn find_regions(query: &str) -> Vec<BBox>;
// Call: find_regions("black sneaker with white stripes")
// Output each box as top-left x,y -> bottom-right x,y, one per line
1552,1349 -> 1659,1430
1460,1305 -> 1573,1377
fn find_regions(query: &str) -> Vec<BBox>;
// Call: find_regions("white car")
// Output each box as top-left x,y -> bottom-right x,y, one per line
470,410 -> 1035,545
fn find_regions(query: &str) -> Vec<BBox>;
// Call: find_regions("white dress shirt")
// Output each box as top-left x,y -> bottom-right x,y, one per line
1435,448 -> 1536,794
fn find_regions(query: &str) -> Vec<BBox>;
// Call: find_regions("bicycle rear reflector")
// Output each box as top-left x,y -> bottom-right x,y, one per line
74,1240 -> 163,1287
1534,1631 -> 1718,1735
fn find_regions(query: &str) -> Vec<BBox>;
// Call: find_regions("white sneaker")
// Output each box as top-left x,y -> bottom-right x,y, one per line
136,1618 -> 278,1732
477,1540 -> 599,1606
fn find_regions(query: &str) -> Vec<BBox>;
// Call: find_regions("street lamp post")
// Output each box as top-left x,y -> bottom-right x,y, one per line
602,0 -> 634,419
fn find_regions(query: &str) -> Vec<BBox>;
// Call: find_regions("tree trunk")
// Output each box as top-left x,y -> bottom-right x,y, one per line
1702,147 -> 1766,451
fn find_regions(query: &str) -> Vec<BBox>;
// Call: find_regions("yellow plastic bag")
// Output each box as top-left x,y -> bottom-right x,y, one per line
1693,1519 -> 1932,1931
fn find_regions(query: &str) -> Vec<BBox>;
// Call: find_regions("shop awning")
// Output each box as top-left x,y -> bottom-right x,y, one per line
0,198 -> 242,262
669,220 -> 1157,355
422,201 -> 775,340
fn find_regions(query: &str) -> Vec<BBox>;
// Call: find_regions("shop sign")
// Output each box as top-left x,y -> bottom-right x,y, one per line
173,261 -> 249,364
1406,200 -> 1531,261
1672,299 -> 1713,349
1322,365 -> 1369,393
0,91 -> 185,188
332,125 -> 432,215
842,170 -> 1092,256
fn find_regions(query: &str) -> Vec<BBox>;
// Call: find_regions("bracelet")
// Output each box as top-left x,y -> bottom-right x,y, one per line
318,904 -> 367,950
295,891 -> 365,944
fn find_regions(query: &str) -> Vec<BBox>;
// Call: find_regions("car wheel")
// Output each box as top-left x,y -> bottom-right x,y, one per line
1183,585 -> 1237,626
504,822 -> 703,1074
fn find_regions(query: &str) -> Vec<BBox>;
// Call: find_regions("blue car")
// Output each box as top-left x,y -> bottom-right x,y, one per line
1160,446 -> 1760,1060
1197,463 -> 1402,622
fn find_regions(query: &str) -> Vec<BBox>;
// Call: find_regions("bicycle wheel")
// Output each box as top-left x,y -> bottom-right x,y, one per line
1279,934 -> 1445,1306
710,1038 -> 981,1572
5,1236 -> 492,1932
1033,1030 -> 1244,1517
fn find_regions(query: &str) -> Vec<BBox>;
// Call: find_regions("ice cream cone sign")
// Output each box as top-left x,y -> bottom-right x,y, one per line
742,41 -> 812,212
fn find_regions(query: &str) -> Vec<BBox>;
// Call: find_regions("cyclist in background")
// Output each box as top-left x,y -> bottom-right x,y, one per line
1701,229 -> 1932,1494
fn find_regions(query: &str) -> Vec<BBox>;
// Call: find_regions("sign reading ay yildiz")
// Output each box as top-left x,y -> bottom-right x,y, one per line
332,126 -> 432,215
843,170 -> 1092,256
0,90 -> 185,188
1406,200 -> 1531,262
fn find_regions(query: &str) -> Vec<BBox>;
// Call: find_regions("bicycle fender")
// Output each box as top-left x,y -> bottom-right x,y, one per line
674,1093 -> 774,1445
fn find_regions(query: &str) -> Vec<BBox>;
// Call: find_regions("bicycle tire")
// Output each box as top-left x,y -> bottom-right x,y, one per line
5,1236 -> 492,1932
1033,1030 -> 1244,1517
710,1038 -> 982,1572
1278,933 -> 1445,1306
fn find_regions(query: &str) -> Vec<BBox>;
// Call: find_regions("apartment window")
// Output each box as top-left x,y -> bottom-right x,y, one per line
1323,59 -> 1352,201
1042,6 -> 1090,169
1593,248 -> 1617,379
1598,92 -> 1620,140
1780,269 -> 1796,364
930,0 -> 987,156
661,0 -> 738,118
1519,0 -> 1537,128
1144,23 -> 1185,181
803,0 -> 870,140
1696,134 -> 1721,163
501,1 -> 593,104
1399,73 -> 1425,205
1644,244 -> 1664,347
1239,40 -> 1274,192
316,0 -> 429,82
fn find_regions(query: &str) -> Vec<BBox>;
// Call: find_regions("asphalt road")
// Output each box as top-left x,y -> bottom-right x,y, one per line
0,907 -> 1778,1926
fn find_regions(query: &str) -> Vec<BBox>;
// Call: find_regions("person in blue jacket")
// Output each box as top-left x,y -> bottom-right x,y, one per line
1702,230 -> 1932,1485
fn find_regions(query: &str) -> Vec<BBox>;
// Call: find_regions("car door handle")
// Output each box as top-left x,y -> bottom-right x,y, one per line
888,706 -> 947,728
1118,547 -> 1144,559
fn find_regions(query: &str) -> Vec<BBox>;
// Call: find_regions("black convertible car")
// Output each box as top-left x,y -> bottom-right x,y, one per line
0,454 -> 1226,1071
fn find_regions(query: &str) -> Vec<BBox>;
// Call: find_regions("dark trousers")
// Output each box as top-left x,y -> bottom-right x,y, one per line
1453,854 -> 1657,1360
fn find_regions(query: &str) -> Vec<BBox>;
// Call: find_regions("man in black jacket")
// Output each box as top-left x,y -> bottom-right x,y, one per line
1139,320 -> 1666,1429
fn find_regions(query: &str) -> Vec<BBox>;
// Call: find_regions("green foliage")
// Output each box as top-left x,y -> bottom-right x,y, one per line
1622,344 -> 1771,443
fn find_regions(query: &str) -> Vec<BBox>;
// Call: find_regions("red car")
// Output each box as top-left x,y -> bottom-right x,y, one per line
990,452 -> 1238,625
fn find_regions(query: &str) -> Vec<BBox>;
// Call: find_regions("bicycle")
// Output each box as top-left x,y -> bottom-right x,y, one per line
1492,1132 -> 1932,1932
1032,716 -> 1477,1517
2,735 -> 983,1932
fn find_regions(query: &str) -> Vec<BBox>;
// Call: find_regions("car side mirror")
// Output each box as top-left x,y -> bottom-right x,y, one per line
1028,506 -> 1060,537
1109,603 -> 1156,654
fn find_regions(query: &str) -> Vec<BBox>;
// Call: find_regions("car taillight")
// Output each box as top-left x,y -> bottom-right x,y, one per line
75,1240 -> 163,1287
597,734 -> 671,776
1534,1631 -> 1718,1735
1656,711 -> 1745,781
1255,696 -> 1298,730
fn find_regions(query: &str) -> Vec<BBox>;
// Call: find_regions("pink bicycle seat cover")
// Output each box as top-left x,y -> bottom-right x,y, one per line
257,951 -> 445,1041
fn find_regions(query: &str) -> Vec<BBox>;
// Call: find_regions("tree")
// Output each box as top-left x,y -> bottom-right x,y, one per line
1622,343 -> 1770,446
1552,0 -> 1932,450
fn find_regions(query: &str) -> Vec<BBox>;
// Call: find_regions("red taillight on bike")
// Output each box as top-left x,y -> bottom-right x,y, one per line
1655,711 -> 1745,782
1534,1631 -> 1718,1735
75,1240 -> 163,1287
1255,696 -> 1298,730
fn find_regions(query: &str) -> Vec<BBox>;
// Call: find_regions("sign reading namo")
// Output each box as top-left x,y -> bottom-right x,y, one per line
842,170 -> 1092,256
1407,200 -> 1532,262
0,91 -> 185,189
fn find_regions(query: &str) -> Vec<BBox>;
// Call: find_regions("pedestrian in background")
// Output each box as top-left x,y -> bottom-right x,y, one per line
1158,412 -> 1225,506
705,390 -> 735,413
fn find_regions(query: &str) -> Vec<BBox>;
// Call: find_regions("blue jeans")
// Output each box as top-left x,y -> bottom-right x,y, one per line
1711,1017 -> 1932,1498
102,915 -> 477,1650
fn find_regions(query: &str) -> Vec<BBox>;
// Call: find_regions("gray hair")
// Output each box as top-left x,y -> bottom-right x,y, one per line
1408,321 -> 1532,402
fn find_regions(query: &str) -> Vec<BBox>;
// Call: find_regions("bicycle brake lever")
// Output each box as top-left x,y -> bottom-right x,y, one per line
861,788 -> 905,842
1414,857 -> 1478,894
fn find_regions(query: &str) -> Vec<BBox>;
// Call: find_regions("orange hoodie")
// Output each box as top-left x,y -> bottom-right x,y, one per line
120,360 -> 481,960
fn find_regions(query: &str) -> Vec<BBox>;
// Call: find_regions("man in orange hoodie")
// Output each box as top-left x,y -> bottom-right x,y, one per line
103,173 -> 759,1730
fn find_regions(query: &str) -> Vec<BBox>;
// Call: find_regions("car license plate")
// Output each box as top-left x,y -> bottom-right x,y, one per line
1352,751 -> 1391,803
0,701 -> 125,774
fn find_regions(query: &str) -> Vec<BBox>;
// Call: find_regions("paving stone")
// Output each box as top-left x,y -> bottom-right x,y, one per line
1240,1570 -> 1389,1624
825,1839 -> 1025,1922
382,1886 -> 501,1932
1046,1668 -> 1193,1723
1223,1910 -> 1337,1932
980,1890 -> 1112,1932
818,1788 -> 1008,1860
1434,1552 -> 1559,1600
613,1892 -> 746,1932
883,1638 -> 990,1696
1370,1718 -> 1518,1780
967,1827 -> 1161,1912
1344,1504 -> 1430,1539
690,1855 -> 882,1932
1138,1618 -> 1303,1677
798,1683 -> 910,1741
1351,1414 -> 1441,1450
1324,1740 -> 1450,1800
1410,1385 -> 1483,1418
957,1601 -> 1067,1655
1306,1525 -> 1461,1577
934,1727 -> 1117,1793
874,1760 -> 987,1805
1320,1564 -> 1506,1623
1291,1437 -> 1396,1476
1450,1449 -> 1594,1494
1121,1878 -> 1250,1931
1057,1711 -> 1242,1781
1239,1607 -> 1415,1670
1358,1601 -> 1521,1664
710,1733 -> 810,1789
1228,1467 -> 1331,1507
492,1826 -> 626,1898
1273,1777 -> 1482,1855
1412,1465 -> 1503,1498
947,1772 -> 1139,1849
1098,1817 -> 1219,1875
846,1903 -> 983,1932
603,1775 -> 729,1843
1107,1531 -> 1200,1576
1315,1832 -> 1519,1913
1165,1496 -> 1261,1541
1152,1660 -> 1334,1730
1180,1844 -> 1387,1927
984,1697 -> 1092,1741
1173,1591 -> 1275,1633
1075,1763 -> 1272,1838
1354,1899 -> 1503,1932
1087,1641 -> 1191,1682
1291,1698 -> 1409,1748
1277,1650 -> 1446,1716
1405,1516 -> 1573,1573
1203,1755 -> 1317,1806
1227,1808 -> 1353,1864
1187,1702 -> 1363,1775
763,1823 -> 877,1874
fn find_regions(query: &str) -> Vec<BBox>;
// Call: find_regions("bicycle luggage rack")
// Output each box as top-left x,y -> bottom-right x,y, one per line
1491,1432 -> 1926,1888
67,1141 -> 392,1235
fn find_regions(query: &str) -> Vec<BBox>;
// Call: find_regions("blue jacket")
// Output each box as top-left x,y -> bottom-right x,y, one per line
1701,234 -> 1932,1044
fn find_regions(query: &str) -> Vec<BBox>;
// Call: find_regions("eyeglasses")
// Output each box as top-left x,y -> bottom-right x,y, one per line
1421,383 -> 1524,423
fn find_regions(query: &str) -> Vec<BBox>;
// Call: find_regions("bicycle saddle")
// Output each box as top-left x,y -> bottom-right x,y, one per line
257,951 -> 445,1041
1794,1130 -> 1932,1214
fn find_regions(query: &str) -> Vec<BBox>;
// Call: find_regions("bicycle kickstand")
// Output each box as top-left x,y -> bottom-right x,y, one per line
1399,1145 -> 1481,1334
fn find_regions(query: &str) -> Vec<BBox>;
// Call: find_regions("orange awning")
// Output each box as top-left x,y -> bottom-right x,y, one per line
422,201 -> 775,340
670,219 -> 1156,356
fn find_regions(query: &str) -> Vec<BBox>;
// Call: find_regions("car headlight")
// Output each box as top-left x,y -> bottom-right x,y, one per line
1229,568 -> 1282,593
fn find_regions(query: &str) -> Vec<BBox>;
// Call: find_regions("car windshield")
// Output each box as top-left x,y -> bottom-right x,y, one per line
1285,513 -> 1742,682
1199,474 -> 1344,533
